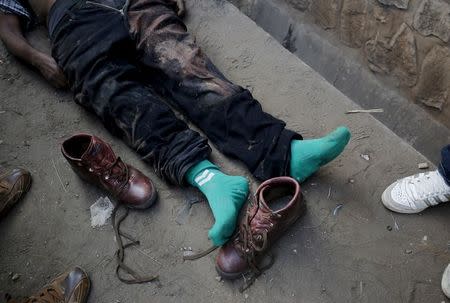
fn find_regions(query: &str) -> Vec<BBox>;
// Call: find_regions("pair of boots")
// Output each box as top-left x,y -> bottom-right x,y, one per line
59,133 -> 313,291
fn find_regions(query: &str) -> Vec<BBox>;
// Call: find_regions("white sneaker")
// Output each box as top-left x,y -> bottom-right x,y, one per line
442,264 -> 450,298
381,170 -> 450,213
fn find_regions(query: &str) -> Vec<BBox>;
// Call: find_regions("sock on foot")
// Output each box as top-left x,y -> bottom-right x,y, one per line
290,126 -> 351,182
186,160 -> 249,246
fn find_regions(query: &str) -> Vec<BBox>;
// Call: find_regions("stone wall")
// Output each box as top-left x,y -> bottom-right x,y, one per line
280,0 -> 450,118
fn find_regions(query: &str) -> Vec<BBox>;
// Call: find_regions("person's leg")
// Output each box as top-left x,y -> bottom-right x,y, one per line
49,0 -> 246,245
439,145 -> 450,185
127,0 -> 350,183
50,0 -> 210,184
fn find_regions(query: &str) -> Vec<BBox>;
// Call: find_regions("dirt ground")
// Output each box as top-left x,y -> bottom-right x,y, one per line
0,0 -> 449,302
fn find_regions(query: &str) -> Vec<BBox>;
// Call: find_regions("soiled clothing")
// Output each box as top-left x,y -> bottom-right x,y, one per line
49,0 -> 301,184
0,0 -> 33,25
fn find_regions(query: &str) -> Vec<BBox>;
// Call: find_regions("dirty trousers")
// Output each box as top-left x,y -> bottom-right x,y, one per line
49,0 -> 301,184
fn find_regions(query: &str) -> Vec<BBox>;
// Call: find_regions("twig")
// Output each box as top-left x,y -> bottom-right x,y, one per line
333,204 -> 343,216
355,135 -> 370,140
327,186 -> 331,199
346,109 -> 384,114
390,213 -> 400,230
52,159 -> 67,193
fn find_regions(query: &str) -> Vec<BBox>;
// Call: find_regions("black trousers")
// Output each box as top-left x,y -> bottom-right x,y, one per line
49,0 -> 301,184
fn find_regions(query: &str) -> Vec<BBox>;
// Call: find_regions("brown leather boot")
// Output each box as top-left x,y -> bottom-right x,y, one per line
0,167 -> 32,218
6,267 -> 90,303
215,176 -> 304,283
61,133 -> 157,209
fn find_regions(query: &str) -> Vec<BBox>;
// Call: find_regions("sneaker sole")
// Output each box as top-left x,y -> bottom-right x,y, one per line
381,183 -> 426,214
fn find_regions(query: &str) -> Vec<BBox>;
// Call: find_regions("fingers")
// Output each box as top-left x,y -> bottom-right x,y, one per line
51,69 -> 69,89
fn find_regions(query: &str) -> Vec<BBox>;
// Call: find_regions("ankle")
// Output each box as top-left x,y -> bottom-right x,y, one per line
185,160 -> 220,186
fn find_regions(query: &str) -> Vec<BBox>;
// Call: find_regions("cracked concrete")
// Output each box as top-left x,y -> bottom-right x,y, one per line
0,0 -> 449,302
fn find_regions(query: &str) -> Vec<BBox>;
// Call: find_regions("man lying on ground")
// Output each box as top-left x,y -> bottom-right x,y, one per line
0,0 -> 351,247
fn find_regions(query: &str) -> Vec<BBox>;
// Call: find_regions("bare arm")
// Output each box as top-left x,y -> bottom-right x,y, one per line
0,13 -> 67,88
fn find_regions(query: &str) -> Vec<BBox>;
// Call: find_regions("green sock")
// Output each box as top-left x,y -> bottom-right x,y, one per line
185,160 -> 249,246
290,126 -> 351,182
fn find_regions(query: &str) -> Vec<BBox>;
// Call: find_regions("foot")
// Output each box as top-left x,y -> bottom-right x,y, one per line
0,167 -> 32,218
186,160 -> 249,246
290,126 -> 351,182
6,267 -> 90,303
382,170 -> 450,214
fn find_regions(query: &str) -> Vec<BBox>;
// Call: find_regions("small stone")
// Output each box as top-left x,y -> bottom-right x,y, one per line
244,294 -> 249,299
0,110 -> 5,114
11,273 -> 20,281
349,179 -> 355,184
215,276 -> 222,282
405,249 -> 413,254
23,140 -> 30,147
65,181 -> 69,186
293,249 -> 298,254
74,194 -> 80,198
422,235 -> 428,241
361,154 -> 370,161
418,163 -> 429,169
387,225 -> 392,231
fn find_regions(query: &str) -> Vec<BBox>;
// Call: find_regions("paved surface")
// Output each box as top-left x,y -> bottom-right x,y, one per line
0,0 -> 449,302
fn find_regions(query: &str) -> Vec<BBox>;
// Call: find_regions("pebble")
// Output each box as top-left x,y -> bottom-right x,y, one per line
215,276 -> 222,282
349,179 -> 355,184
244,294 -> 249,299
418,162 -> 429,169
405,249 -> 413,254
293,249 -> 297,254
11,273 -> 20,281
360,154 -> 370,161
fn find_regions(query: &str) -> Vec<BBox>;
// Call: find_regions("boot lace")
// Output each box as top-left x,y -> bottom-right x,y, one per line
93,157 -> 129,195
237,199 -> 274,292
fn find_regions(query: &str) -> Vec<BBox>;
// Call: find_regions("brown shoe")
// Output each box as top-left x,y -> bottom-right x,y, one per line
61,133 -> 157,209
6,267 -> 90,303
0,167 -> 32,218
215,176 -> 304,282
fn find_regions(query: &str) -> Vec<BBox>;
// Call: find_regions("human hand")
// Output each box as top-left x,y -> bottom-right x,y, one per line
33,53 -> 68,89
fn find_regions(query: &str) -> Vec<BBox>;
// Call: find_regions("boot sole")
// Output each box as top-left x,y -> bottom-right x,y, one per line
215,264 -> 247,280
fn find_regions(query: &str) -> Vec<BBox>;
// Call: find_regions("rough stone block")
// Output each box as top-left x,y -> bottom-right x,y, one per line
340,0 -> 368,48
376,0 -> 409,10
416,46 -> 450,110
365,23 -> 418,87
413,0 -> 450,43
310,0 -> 341,29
